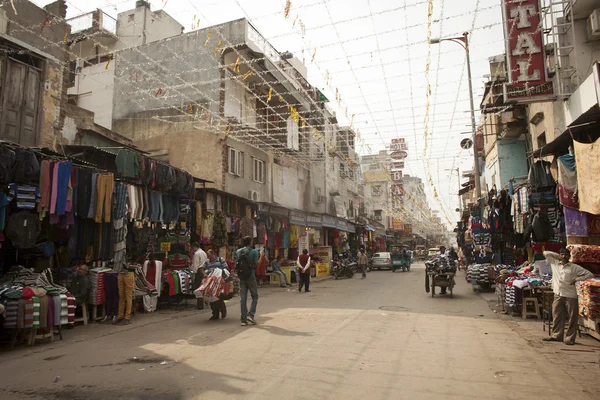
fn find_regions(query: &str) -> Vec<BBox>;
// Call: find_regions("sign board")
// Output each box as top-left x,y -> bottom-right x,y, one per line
392,184 -> 403,196
322,215 -> 337,228
306,214 -> 322,228
404,224 -> 412,234
316,262 -> 330,277
390,138 -> 408,151
391,170 -> 402,182
317,246 -> 332,264
502,0 -> 555,103
391,161 -> 404,170
390,150 -> 408,160
390,217 -> 404,232
290,210 -> 307,226
298,231 -> 309,252
460,138 -> 473,149
160,242 -> 171,252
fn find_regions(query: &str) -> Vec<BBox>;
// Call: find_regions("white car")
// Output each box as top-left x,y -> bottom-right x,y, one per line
370,252 -> 392,270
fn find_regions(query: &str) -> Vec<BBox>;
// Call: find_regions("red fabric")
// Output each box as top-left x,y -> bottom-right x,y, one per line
167,273 -> 176,296
146,261 -> 157,287
275,234 -> 283,249
255,256 -> 267,278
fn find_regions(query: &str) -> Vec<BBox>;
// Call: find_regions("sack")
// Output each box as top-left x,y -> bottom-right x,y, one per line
236,249 -> 253,280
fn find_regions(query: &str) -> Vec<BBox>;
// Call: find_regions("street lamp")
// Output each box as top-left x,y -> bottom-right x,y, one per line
430,32 -> 482,214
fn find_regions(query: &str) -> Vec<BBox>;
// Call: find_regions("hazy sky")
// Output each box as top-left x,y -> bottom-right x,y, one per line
33,0 -> 507,228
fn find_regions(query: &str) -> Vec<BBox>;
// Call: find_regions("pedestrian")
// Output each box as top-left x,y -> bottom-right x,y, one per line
542,248 -> 593,345
191,242 -> 208,310
357,248 -> 368,279
235,236 -> 263,326
271,255 -> 291,288
203,250 -> 232,321
68,265 -> 91,306
297,249 -> 311,292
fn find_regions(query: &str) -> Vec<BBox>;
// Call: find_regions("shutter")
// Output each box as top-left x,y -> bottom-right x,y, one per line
239,151 -> 244,177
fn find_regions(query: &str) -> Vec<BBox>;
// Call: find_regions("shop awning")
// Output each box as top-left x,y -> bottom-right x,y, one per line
531,104 -> 600,158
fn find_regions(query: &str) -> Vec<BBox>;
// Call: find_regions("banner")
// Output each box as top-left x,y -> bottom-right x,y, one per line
316,262 -> 330,277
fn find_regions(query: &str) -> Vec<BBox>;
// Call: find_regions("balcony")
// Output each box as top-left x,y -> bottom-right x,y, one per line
67,10 -> 117,42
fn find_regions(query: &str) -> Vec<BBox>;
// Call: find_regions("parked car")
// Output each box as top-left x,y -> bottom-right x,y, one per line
428,248 -> 440,259
371,252 -> 392,270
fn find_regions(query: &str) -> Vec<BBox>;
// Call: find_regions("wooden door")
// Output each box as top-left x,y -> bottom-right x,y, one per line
20,67 -> 40,146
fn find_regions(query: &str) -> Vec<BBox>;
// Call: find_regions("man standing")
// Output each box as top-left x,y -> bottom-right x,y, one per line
235,236 -> 263,326
191,242 -> 208,310
438,246 -> 448,295
297,249 -> 311,292
543,248 -> 593,345
357,248 -> 368,279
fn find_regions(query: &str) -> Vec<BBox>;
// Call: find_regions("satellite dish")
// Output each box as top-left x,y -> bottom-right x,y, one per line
460,138 -> 473,149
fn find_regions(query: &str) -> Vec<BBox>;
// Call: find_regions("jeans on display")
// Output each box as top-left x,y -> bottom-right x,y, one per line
239,274 -> 259,322
117,272 -> 135,320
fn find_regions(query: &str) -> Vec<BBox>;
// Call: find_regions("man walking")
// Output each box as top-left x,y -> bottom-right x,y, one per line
235,236 -> 263,326
191,242 -> 207,310
357,248 -> 368,279
543,248 -> 593,345
297,249 -> 311,292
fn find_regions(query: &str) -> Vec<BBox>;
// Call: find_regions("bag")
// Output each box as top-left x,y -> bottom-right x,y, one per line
236,249 -> 253,280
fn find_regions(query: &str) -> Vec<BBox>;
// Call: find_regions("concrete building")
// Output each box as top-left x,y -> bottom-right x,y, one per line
361,150 -> 391,233
65,3 -> 361,225
0,0 -> 70,148
480,54 -> 529,193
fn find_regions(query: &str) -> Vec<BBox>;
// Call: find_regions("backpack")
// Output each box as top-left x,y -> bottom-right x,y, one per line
236,249 -> 253,280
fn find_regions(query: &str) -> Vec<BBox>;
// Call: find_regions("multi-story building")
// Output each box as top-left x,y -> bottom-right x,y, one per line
0,0 -> 70,148
361,150 -> 391,234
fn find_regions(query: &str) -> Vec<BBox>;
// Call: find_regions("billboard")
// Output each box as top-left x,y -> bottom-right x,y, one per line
502,0 -> 555,103
391,161 -> 405,170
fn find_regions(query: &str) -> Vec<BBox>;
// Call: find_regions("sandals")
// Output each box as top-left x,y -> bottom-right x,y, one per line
542,337 -> 561,342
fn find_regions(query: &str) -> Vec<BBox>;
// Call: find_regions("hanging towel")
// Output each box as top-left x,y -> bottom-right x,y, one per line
573,139 -> 600,214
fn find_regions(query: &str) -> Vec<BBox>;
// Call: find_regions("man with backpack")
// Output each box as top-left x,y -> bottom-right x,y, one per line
235,236 -> 263,326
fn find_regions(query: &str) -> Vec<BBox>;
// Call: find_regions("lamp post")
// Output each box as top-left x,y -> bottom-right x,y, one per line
430,32 -> 482,214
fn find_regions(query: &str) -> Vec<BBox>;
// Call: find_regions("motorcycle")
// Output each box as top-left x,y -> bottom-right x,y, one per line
333,256 -> 355,279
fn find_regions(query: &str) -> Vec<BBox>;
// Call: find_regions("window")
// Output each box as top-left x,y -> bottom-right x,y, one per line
372,185 -> 381,197
252,157 -> 265,184
228,147 -> 244,177
369,162 -> 380,170
339,163 -> 346,178
537,132 -> 546,149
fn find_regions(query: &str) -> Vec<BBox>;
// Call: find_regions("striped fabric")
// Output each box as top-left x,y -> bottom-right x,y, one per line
24,299 -> 34,328
32,297 -> 41,328
60,294 -> 69,325
17,299 -> 24,329
67,294 -> 76,324
4,301 -> 19,328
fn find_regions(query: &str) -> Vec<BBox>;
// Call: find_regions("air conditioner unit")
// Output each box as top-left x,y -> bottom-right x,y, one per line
587,9 -> 600,41
314,195 -> 326,204
247,190 -> 260,202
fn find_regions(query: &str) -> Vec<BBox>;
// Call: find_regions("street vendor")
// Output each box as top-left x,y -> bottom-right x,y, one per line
542,248 -> 593,345
202,250 -> 232,321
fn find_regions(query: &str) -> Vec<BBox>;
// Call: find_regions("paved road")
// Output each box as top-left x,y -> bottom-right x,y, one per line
0,263 -> 597,400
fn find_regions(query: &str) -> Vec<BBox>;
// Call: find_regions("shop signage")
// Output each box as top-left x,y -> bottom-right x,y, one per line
306,213 -> 322,228
346,223 -> 356,233
317,246 -> 332,263
390,150 -> 408,160
336,219 -> 349,231
160,242 -> 171,251
391,171 -> 402,182
502,0 -> 555,103
289,210 -> 306,226
392,184 -> 403,196
316,262 -> 330,277
391,161 -> 404,170
404,224 -> 412,234
389,217 -> 404,232
269,206 -> 289,217
333,198 -> 347,218
257,203 -> 270,214
322,215 -> 337,228
390,138 -> 407,151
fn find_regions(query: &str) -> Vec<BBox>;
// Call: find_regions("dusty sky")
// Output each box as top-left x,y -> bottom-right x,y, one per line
33,0 -> 507,228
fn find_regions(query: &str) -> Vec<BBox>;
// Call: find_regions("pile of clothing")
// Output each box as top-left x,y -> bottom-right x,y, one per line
577,278 -> 600,319
425,255 -> 457,274
466,264 -> 498,285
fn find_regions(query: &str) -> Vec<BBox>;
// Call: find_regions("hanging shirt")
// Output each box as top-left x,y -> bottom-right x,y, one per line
8,184 -> 40,210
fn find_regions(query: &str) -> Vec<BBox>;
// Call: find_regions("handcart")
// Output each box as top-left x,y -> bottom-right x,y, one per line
428,271 -> 456,298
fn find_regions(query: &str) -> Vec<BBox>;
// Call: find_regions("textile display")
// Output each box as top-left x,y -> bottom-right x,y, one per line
577,278 -> 600,319
142,260 -> 163,312
567,245 -> 600,264
557,154 -> 578,208
573,139 -> 600,214
466,264 -> 500,285
563,206 -> 588,237
195,267 -> 230,302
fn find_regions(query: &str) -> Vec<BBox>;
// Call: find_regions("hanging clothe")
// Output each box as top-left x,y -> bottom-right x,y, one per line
573,139 -> 600,214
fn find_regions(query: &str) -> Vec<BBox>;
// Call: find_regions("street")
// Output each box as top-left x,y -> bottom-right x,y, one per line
1,263 -> 598,400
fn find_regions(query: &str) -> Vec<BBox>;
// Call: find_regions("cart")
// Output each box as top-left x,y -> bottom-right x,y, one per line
429,272 -> 456,298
